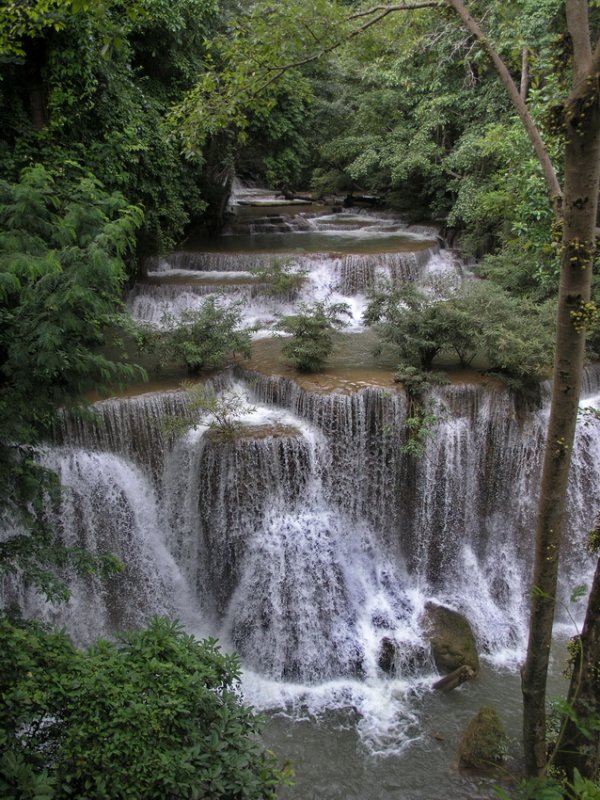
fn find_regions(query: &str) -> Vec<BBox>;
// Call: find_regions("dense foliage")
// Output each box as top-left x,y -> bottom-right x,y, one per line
0,615 -> 284,799
0,165 -> 143,599
364,279 -> 555,387
0,0 -> 218,255
278,301 -> 350,372
138,299 -> 252,375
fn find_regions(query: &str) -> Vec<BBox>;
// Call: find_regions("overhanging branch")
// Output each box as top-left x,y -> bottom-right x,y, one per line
349,2 -> 441,20
445,0 -> 563,209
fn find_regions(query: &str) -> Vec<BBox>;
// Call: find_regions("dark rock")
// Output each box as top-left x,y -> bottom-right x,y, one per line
457,706 -> 507,772
422,602 -> 480,675
378,637 -> 397,674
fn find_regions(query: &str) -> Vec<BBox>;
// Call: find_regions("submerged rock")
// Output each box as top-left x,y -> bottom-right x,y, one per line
457,706 -> 507,771
422,602 -> 480,675
377,637 -> 397,674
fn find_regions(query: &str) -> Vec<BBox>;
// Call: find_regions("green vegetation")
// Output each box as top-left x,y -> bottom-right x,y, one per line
139,299 -> 252,375
364,280 -> 555,388
166,383 -> 255,441
0,164 -> 143,600
0,0 -> 218,254
251,259 -> 308,299
0,614 -> 285,800
278,301 -> 350,372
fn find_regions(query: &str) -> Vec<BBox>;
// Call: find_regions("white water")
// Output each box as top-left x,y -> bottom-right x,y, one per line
131,211 -> 453,335
18,373 -> 599,767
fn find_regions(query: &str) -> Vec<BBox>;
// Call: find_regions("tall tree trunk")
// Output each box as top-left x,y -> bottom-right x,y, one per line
443,0 -> 600,778
521,5 -> 600,775
555,552 -> 600,781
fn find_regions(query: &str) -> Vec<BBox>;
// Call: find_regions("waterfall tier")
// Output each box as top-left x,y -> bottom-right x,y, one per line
41,375 -> 600,673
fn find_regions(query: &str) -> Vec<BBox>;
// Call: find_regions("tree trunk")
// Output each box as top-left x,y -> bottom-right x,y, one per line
24,38 -> 49,130
521,7 -> 600,774
554,553 -> 600,782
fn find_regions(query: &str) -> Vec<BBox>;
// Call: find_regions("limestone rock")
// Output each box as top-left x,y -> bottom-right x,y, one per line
422,602 -> 480,675
457,706 -> 507,771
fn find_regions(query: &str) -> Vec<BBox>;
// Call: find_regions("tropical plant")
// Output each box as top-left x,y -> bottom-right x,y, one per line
0,614 -> 286,799
365,279 -> 554,386
139,299 -> 252,375
251,258 -> 308,299
277,300 -> 350,372
0,164 -> 144,600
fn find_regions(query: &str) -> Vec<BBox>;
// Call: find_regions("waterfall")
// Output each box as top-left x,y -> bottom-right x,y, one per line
7,199 -> 600,774
9,448 -> 194,646
133,211 -> 448,336
4,364 -> 599,761
39,375 -> 600,671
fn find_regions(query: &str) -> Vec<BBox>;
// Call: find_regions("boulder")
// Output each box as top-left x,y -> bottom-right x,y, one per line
422,602 -> 480,675
457,706 -> 507,771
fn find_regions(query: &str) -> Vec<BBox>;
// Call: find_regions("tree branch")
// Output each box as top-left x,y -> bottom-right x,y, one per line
264,1 -> 440,77
444,0 -> 563,210
520,46 -> 529,101
349,2 -> 441,20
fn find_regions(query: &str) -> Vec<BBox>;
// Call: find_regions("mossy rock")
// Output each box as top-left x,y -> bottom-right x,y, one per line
458,706 -> 507,771
422,602 -> 480,675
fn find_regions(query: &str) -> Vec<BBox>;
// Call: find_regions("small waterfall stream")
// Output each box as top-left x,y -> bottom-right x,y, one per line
4,203 -> 600,798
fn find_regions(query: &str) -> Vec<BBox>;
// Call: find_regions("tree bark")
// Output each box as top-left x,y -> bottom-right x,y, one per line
554,554 -> 600,782
520,0 -> 600,776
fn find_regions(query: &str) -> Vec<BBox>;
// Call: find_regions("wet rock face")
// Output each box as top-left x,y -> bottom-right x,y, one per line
377,637 -> 397,675
422,602 -> 480,675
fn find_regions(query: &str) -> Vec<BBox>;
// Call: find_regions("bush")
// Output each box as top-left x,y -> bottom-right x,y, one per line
277,301 -> 350,372
0,615 -> 285,800
364,279 -> 554,386
251,258 -> 307,299
140,299 -> 252,375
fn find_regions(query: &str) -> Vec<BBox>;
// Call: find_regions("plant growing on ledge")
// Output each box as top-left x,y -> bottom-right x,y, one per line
164,382 -> 255,443
277,300 -> 350,372
251,258 -> 308,299
394,365 -> 447,458
138,298 -> 252,375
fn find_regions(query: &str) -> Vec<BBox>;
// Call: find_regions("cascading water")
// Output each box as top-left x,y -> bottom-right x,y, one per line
8,447 -> 194,646
33,375 -> 600,717
130,210 -> 450,334
5,198 -> 600,799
